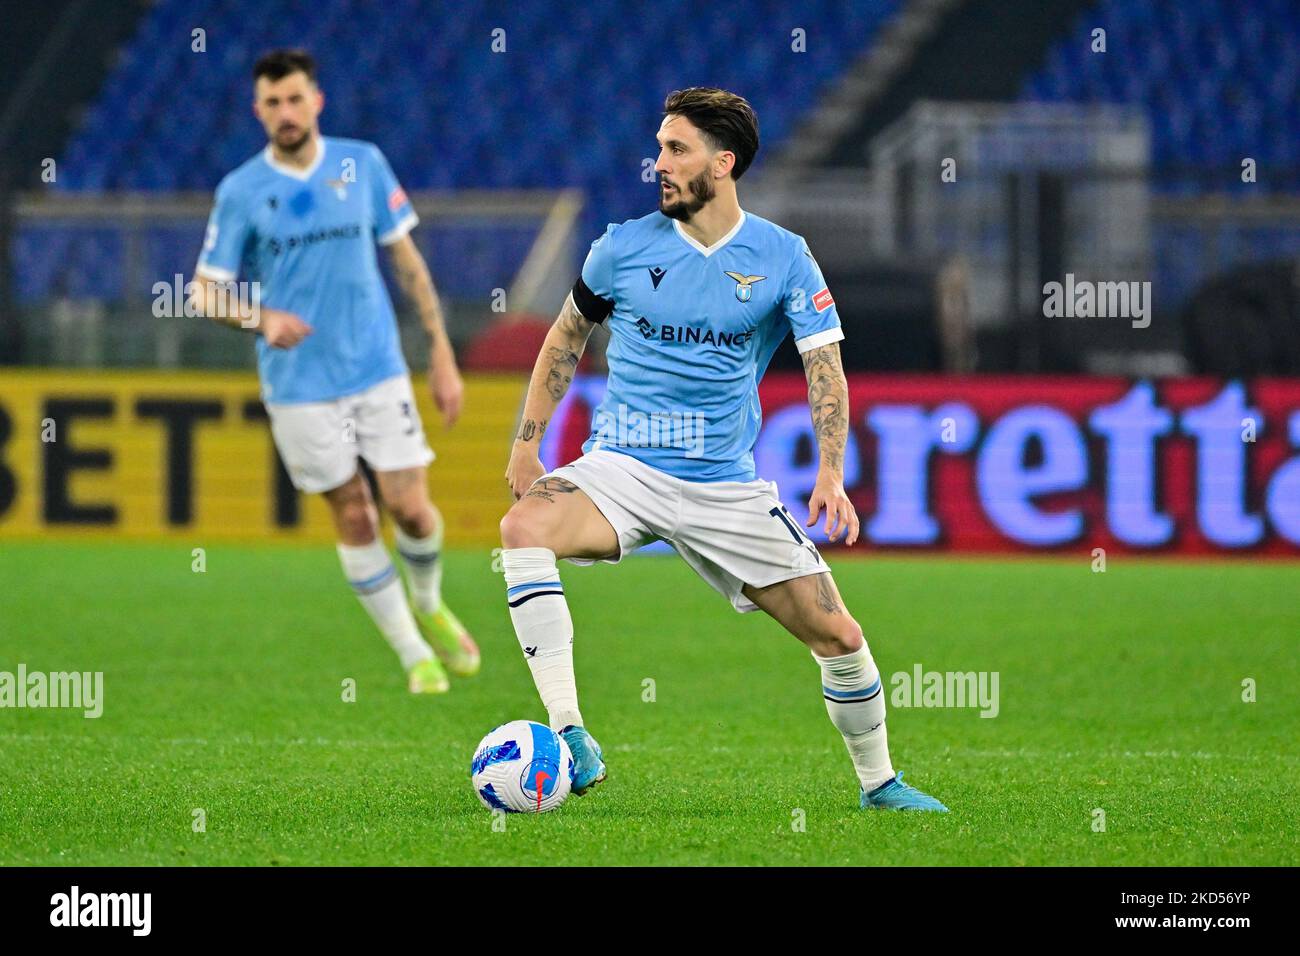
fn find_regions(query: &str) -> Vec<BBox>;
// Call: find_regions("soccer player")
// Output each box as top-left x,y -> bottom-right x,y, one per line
189,49 -> 479,694
501,88 -> 947,810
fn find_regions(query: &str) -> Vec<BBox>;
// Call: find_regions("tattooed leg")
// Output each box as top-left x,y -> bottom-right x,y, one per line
523,476 -> 582,504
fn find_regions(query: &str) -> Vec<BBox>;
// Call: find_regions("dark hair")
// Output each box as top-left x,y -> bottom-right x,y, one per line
253,48 -> 317,84
663,87 -> 760,179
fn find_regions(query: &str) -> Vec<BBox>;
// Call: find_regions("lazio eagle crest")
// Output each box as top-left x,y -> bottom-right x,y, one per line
724,271 -> 766,302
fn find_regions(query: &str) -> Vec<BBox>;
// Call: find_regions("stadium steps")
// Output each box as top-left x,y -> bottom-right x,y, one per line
0,0 -> 149,361
0,0 -> 149,189
821,0 -> 1099,166
760,0 -> 963,183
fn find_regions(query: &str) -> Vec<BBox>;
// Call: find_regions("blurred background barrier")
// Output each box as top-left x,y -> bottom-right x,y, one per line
5,189 -> 582,368
543,373 -> 1300,555
0,369 -> 527,545
3,369 -> 1297,554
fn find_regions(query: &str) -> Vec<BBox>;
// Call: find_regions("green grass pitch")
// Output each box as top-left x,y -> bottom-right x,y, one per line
1,540 -> 1296,866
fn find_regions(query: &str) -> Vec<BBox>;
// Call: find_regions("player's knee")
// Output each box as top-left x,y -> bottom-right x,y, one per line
330,486 -> 378,543
811,618 -> 865,658
499,505 -> 549,550
384,495 -> 433,534
337,504 -> 377,543
500,502 -> 567,551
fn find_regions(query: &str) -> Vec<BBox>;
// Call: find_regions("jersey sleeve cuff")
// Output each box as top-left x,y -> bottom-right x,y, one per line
195,262 -> 237,282
794,326 -> 845,354
377,211 -> 419,246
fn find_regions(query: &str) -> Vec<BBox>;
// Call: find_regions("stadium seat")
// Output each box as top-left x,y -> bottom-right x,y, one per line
1021,0 -> 1300,188
25,0 -> 900,304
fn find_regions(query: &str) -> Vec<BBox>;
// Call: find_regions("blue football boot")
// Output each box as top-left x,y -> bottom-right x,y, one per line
559,725 -> 607,795
860,772 -> 949,812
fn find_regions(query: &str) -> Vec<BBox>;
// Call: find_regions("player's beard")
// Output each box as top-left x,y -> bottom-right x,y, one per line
659,169 -> 715,221
274,125 -> 312,153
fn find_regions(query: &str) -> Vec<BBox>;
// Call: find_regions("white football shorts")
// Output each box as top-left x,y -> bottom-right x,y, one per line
544,449 -> 829,613
265,374 -> 434,493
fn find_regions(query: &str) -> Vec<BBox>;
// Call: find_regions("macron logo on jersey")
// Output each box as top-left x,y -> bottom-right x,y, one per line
387,186 -> 408,211
813,288 -> 835,312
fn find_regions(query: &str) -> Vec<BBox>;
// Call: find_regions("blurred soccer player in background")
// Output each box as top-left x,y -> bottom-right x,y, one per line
500,88 -> 947,810
189,49 -> 479,694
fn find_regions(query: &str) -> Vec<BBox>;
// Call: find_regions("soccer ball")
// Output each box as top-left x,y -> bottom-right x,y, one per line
470,720 -> 574,813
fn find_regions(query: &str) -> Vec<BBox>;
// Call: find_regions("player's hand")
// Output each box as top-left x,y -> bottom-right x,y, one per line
429,344 -> 464,427
506,442 -> 546,500
259,309 -> 312,348
807,471 -> 860,546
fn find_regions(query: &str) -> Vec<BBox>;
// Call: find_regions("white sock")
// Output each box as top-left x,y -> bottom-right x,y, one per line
814,644 -> 895,792
337,540 -> 433,670
502,546 -> 583,731
395,520 -> 444,614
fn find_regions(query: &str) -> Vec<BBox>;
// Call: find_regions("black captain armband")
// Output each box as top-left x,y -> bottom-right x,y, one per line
571,276 -> 614,324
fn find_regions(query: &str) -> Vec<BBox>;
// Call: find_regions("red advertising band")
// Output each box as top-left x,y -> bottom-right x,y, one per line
541,374 -> 1300,555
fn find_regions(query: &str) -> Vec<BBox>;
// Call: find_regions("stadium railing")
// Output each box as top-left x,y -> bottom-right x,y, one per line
3,188 -> 582,369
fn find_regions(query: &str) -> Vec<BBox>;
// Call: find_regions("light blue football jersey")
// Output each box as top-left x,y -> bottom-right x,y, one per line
196,136 -> 417,404
571,210 -> 843,482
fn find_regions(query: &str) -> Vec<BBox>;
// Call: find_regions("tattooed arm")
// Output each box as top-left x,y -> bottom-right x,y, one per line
387,233 -> 463,426
505,293 -> 598,498
800,341 -> 860,545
